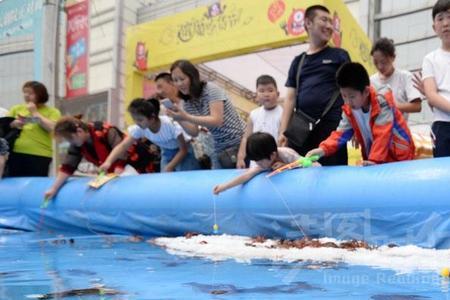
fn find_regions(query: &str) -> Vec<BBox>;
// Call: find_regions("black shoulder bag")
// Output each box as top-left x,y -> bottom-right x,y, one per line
284,53 -> 340,149
0,117 -> 21,150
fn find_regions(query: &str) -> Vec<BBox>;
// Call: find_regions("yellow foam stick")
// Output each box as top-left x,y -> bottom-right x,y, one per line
88,172 -> 118,189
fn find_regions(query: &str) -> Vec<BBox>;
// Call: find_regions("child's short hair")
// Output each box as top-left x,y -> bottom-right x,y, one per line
370,37 -> 396,57
246,132 -> 277,161
432,0 -> 450,20
256,75 -> 278,89
128,98 -> 160,119
23,81 -> 49,104
305,5 -> 330,22
54,116 -> 88,138
155,72 -> 172,83
336,62 -> 370,92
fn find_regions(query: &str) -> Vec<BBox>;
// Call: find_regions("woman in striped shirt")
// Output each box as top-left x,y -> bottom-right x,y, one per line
168,59 -> 245,169
100,98 -> 199,173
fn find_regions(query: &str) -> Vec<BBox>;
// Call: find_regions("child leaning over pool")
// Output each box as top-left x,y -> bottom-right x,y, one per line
100,98 -> 200,173
213,132 -> 314,194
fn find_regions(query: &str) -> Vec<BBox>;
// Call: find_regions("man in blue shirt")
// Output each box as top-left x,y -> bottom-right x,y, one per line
279,5 -> 350,166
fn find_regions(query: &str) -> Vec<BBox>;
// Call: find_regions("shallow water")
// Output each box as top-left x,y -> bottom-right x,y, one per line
0,230 -> 448,299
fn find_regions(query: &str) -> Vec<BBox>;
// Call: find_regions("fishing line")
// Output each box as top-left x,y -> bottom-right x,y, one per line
265,176 -> 309,239
83,189 -> 107,237
212,194 -> 219,234
211,170 -> 240,235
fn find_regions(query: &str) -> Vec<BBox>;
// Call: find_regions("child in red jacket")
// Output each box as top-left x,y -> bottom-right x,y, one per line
307,62 -> 415,165
44,116 -> 159,200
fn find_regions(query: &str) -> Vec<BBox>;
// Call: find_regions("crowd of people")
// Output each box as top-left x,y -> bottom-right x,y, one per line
0,1 -> 449,197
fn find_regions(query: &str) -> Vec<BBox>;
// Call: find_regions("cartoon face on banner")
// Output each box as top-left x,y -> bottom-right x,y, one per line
332,12 -> 342,48
134,42 -> 148,71
205,2 -> 225,18
267,0 -> 286,23
282,8 -> 305,36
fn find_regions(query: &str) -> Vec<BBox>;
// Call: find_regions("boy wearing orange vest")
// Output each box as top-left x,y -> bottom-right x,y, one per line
307,62 -> 415,165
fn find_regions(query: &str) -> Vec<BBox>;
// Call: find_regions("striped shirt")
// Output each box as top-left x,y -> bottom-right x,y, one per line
183,82 -> 245,152
128,116 -> 183,150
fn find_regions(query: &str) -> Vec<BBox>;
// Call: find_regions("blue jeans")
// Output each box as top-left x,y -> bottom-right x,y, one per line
160,145 -> 200,172
209,151 -> 221,170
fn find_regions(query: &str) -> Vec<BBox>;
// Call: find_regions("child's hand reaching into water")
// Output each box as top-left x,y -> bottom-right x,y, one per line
213,184 -> 226,195
98,162 -> 111,174
44,187 -> 57,201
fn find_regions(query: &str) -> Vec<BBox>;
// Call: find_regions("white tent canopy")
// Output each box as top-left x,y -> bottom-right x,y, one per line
204,44 -> 309,97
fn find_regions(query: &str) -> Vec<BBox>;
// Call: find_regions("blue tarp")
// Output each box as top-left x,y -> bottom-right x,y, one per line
1,157 -> 449,248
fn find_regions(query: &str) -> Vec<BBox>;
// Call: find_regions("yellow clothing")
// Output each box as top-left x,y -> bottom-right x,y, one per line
8,104 -> 61,158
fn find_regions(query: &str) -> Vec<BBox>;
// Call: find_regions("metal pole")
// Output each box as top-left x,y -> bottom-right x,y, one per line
54,0 -> 63,101
110,0 -> 123,126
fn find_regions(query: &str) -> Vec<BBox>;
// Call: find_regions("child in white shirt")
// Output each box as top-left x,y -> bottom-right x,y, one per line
236,75 -> 283,168
370,37 -> 422,121
422,0 -> 450,157
100,98 -> 199,172
213,132 -> 300,194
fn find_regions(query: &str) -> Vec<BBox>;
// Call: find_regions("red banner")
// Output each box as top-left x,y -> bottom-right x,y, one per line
65,0 -> 89,98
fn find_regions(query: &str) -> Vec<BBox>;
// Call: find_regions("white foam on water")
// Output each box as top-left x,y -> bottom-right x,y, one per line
152,234 -> 450,274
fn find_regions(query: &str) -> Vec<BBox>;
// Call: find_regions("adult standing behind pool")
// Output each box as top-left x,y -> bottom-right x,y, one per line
370,37 -> 422,120
155,72 -> 215,168
167,60 -> 245,169
278,5 -> 350,166
7,81 -> 61,177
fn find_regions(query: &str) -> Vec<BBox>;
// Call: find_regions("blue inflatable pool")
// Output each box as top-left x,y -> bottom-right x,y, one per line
1,157 -> 449,248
